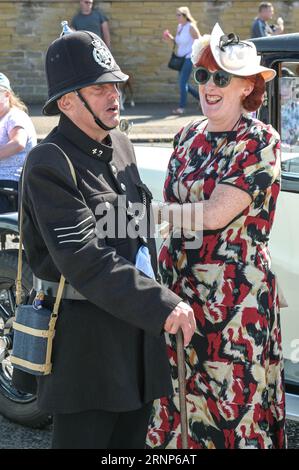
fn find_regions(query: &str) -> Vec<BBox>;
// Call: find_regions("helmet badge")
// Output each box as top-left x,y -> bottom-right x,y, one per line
92,39 -> 115,70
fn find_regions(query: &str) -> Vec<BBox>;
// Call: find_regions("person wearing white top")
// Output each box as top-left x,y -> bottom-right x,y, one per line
0,73 -> 37,212
163,6 -> 200,114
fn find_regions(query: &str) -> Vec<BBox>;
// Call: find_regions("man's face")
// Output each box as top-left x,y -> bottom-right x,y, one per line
80,0 -> 93,15
262,6 -> 274,21
74,83 -> 120,137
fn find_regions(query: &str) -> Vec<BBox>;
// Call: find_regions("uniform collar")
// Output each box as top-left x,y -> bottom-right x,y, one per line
58,113 -> 113,162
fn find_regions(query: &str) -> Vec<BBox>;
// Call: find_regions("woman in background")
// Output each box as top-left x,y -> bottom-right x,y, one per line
163,6 -> 200,115
0,72 -> 36,212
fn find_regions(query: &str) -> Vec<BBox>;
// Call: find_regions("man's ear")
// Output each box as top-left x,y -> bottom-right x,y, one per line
57,93 -> 73,113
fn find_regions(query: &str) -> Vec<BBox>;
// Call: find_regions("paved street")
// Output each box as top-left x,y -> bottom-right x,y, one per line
0,414 -> 51,449
0,414 -> 298,449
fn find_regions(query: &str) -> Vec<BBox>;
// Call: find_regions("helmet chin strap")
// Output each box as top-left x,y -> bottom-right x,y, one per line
75,90 -> 117,132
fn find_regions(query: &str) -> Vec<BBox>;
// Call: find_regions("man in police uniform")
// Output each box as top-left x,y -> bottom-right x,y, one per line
19,29 -> 195,448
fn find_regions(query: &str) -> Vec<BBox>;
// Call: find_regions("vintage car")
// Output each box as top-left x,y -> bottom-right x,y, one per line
0,32 -> 298,428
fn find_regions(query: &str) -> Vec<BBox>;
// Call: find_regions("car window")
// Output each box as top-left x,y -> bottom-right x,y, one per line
280,62 -> 299,192
273,62 -> 299,399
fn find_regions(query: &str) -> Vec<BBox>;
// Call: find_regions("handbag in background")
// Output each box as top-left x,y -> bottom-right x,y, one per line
168,46 -> 186,71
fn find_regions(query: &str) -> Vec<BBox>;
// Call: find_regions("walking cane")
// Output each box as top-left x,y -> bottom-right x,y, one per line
176,328 -> 188,449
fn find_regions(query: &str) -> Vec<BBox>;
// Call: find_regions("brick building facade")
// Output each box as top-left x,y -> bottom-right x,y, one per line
0,0 -> 298,104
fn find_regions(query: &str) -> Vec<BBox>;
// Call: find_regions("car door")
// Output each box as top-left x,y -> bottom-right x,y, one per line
268,60 -> 299,419
239,35 -> 299,419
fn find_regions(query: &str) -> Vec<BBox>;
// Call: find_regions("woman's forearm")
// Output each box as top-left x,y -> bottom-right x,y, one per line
154,182 -> 252,232
160,202 -> 212,231
0,140 -> 25,160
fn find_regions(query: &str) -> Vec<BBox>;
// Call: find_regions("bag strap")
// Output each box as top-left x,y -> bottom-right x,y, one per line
172,44 -> 188,58
16,143 -> 78,315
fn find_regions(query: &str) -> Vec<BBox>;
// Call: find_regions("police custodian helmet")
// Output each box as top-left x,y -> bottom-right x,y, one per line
43,27 -> 128,116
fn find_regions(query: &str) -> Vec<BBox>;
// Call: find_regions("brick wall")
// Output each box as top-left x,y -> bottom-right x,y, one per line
0,0 -> 298,104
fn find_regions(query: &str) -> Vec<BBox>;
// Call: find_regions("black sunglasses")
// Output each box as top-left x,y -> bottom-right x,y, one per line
194,67 -> 235,88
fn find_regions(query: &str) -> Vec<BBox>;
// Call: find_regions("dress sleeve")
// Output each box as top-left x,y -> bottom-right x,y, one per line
162,128 -> 184,202
173,127 -> 184,149
219,131 -> 281,201
6,110 -> 26,134
165,122 -> 200,202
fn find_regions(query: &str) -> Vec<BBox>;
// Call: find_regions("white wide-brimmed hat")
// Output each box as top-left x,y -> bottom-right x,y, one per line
192,23 -> 276,82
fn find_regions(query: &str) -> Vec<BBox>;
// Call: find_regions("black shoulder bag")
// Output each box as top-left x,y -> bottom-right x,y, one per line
168,45 -> 186,71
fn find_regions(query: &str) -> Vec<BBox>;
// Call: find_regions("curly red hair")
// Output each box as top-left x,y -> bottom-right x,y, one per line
195,45 -> 266,112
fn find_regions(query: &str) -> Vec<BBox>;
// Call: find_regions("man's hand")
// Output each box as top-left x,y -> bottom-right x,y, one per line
164,301 -> 196,346
275,17 -> 284,34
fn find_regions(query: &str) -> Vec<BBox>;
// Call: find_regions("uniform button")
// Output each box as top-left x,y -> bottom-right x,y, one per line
120,183 -> 126,191
128,201 -> 133,208
105,201 -> 111,209
111,164 -> 117,175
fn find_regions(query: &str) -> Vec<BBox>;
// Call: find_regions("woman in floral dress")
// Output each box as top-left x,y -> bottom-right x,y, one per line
147,24 -> 286,449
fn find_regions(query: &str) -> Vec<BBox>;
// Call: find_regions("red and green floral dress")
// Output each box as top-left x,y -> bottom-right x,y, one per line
146,115 -> 286,449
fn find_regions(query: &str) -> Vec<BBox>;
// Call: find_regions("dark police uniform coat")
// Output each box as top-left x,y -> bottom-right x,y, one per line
20,114 -> 181,414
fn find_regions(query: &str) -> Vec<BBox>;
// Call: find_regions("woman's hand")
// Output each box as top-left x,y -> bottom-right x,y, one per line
159,221 -> 173,239
151,200 -> 161,225
162,29 -> 174,43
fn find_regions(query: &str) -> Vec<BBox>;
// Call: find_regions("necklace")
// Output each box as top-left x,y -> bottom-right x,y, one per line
204,114 -> 242,133
204,114 -> 242,155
